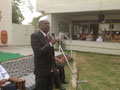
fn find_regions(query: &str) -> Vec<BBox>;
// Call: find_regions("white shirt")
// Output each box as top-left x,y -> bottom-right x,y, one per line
40,30 -> 46,37
96,36 -> 103,42
0,65 -> 10,80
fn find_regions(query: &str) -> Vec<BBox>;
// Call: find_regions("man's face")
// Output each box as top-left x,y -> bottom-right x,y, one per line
40,20 -> 50,34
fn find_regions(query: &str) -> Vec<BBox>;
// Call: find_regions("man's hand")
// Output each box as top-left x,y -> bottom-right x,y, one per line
51,36 -> 59,45
54,37 -> 59,42
56,58 -> 63,64
0,79 -> 7,84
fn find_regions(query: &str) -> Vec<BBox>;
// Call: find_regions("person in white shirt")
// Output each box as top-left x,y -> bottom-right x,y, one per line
0,64 -> 17,90
96,35 -> 103,42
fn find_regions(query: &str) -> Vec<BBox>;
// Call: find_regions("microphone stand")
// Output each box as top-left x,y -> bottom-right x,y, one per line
58,34 -> 87,90
58,43 -> 76,79
59,32 -> 73,58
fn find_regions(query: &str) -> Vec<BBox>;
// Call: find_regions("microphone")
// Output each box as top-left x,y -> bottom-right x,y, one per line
52,32 -> 64,39
52,33 -> 56,37
52,33 -> 59,45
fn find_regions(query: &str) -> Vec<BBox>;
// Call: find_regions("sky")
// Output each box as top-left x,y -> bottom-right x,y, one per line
21,0 -> 41,25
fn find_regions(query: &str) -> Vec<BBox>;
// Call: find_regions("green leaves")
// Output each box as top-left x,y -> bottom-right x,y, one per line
12,0 -> 24,24
30,15 -> 43,32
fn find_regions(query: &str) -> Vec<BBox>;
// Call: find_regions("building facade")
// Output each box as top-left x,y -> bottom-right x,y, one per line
36,0 -> 120,55
0,0 -> 12,45
0,0 -> 34,46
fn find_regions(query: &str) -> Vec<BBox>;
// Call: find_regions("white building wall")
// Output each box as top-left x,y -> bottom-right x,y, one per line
0,0 -> 12,45
36,0 -> 120,13
48,14 -> 71,35
12,24 -> 34,45
72,15 -> 120,21
64,40 -> 120,55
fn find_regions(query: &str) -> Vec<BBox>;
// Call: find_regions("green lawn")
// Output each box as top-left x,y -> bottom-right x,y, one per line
74,52 -> 120,90
0,52 -> 24,62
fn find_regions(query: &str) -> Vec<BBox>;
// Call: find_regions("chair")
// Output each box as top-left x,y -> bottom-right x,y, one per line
0,77 -> 25,90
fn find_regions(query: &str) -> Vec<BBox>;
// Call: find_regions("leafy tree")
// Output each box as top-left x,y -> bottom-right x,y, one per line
12,0 -> 24,24
30,15 -> 43,32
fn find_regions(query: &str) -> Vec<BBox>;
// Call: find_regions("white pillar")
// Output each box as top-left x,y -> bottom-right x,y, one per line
0,0 -> 12,45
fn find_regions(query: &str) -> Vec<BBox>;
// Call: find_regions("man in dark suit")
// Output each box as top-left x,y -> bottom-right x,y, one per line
31,16 -> 59,90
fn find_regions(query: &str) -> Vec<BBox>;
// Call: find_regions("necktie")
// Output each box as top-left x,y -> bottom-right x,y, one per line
46,35 -> 50,43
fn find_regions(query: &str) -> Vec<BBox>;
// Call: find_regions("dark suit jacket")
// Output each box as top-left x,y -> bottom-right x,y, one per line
31,30 -> 56,76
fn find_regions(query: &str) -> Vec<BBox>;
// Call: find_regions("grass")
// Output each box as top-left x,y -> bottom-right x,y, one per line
63,59 -> 73,89
74,51 -> 120,90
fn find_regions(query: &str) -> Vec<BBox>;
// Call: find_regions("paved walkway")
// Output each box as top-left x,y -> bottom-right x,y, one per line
0,46 -> 33,56
0,46 -> 62,56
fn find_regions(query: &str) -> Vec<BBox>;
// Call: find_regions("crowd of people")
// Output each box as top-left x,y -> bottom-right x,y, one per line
77,32 -> 97,41
76,31 -> 120,42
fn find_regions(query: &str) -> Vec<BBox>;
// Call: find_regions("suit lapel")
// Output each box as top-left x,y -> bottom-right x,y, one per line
37,31 -> 47,44
48,34 -> 52,41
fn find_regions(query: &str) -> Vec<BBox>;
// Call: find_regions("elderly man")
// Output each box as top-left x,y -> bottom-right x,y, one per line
0,64 -> 17,90
31,16 -> 59,90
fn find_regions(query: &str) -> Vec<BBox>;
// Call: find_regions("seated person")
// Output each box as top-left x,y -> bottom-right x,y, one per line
55,57 -> 68,84
86,32 -> 93,41
0,64 -> 17,90
54,57 -> 69,90
54,69 -> 66,90
112,32 -> 120,42
104,32 -> 112,42
96,34 -> 103,42
80,33 -> 86,40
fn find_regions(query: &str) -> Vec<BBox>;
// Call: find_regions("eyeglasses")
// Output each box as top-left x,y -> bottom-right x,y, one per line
43,22 -> 50,25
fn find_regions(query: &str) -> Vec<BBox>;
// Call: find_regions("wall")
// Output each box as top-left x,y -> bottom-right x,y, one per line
72,15 -> 120,21
47,14 -> 71,35
36,0 -> 120,13
0,0 -> 12,45
12,24 -> 34,45
64,40 -> 120,55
